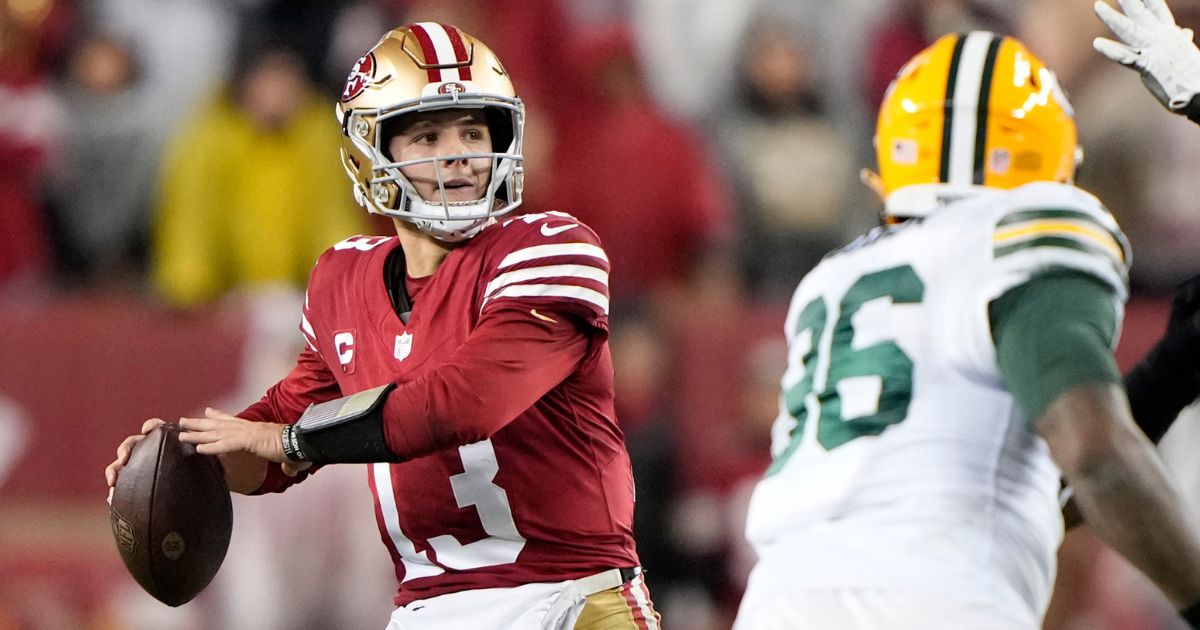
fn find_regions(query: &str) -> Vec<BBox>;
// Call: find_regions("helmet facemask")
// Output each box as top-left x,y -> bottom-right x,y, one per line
335,23 -> 526,242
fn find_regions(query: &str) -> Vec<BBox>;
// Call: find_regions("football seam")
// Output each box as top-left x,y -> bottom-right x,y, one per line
147,425 -> 168,598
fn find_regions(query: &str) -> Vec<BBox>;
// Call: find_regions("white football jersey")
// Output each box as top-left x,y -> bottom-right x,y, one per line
743,182 -> 1130,626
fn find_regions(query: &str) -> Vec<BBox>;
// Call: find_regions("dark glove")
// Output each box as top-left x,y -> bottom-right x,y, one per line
1124,273 -> 1200,443
1183,598 -> 1200,628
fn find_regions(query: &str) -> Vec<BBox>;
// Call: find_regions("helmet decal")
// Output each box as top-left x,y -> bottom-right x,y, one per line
342,53 -> 379,102
938,32 -> 1003,188
409,22 -> 473,82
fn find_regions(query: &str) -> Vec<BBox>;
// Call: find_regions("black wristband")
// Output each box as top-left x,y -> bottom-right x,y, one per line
1181,598 -> 1200,628
281,424 -> 307,462
1184,93 -> 1200,124
292,384 -> 400,464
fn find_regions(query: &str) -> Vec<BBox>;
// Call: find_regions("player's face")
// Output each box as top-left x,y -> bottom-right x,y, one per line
388,109 -> 493,204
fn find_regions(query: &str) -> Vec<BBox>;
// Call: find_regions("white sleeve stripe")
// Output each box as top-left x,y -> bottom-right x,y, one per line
301,313 -> 316,339
484,284 -> 610,315
498,243 -> 608,269
484,264 -> 609,299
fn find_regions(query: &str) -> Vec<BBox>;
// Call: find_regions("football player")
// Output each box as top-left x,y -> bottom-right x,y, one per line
105,24 -> 660,630
1093,0 -> 1200,444
733,32 -> 1200,629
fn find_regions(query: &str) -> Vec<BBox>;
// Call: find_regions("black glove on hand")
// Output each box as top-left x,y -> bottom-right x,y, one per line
1124,273 -> 1200,443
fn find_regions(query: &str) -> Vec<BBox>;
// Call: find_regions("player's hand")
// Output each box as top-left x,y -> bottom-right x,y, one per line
178,408 -> 290,463
1094,0 -> 1200,121
105,418 -> 167,491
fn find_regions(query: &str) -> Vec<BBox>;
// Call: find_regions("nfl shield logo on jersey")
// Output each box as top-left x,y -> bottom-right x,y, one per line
394,332 -> 414,361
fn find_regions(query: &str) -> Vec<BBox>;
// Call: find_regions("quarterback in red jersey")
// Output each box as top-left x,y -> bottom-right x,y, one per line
106,23 -> 660,630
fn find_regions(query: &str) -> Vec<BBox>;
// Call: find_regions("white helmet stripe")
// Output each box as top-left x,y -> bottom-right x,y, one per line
413,22 -> 462,82
946,32 -> 997,187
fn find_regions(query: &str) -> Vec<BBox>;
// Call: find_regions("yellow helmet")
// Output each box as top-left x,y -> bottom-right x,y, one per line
335,23 -> 524,241
869,31 -> 1080,220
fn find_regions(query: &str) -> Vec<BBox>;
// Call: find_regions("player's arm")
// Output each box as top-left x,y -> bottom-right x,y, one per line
1124,273 -> 1200,443
992,272 -> 1200,621
179,306 -> 591,466
1094,0 -> 1200,123
384,306 -> 591,458
174,344 -> 344,493
287,306 -> 591,464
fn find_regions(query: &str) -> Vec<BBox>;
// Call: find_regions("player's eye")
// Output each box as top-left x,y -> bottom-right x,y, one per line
463,129 -> 483,142
416,132 -> 438,144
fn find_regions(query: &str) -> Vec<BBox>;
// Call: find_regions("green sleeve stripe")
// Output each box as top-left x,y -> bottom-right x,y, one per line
996,207 -> 1131,263
994,235 -> 1127,278
998,207 -> 1118,237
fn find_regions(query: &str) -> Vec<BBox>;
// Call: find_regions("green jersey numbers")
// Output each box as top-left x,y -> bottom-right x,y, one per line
768,265 -> 925,475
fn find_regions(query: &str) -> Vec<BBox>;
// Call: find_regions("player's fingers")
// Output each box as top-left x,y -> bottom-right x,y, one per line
1144,0 -> 1178,25
108,434 -> 144,487
194,441 -> 237,455
141,417 -> 166,434
204,407 -> 238,421
282,460 -> 313,477
1097,1 -> 1153,46
1094,37 -> 1142,66
1117,0 -> 1158,25
177,424 -> 220,439
178,417 -> 219,432
115,434 -> 144,463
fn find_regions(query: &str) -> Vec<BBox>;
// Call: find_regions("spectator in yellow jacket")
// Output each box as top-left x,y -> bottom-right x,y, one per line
152,41 -> 366,306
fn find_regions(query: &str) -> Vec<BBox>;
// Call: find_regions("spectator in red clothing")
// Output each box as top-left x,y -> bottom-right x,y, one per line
547,26 -> 735,312
0,1 -> 71,293
863,0 -> 1012,108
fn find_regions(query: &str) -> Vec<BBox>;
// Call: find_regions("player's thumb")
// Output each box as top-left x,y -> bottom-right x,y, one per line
282,460 -> 313,477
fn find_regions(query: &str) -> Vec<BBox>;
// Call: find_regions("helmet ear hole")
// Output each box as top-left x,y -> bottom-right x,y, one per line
484,106 -> 513,152
378,119 -> 401,161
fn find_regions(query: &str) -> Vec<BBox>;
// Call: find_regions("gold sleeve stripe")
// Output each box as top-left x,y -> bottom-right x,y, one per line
993,220 -> 1125,263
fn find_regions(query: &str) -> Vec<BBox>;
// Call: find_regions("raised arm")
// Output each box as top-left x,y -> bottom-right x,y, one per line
992,271 -> 1200,624
1094,0 -> 1200,122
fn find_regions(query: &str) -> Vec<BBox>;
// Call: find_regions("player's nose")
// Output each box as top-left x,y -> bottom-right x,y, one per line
438,136 -> 472,166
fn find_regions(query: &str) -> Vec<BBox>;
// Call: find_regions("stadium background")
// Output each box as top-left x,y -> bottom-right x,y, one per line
2,0 -> 1200,628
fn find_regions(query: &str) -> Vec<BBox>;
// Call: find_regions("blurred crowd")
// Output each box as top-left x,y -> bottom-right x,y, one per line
3,0 -> 1200,628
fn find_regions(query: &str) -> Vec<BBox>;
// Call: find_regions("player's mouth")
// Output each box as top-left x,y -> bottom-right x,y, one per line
439,178 -> 481,201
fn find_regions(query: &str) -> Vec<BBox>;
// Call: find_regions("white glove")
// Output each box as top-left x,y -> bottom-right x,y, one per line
1094,0 -> 1200,120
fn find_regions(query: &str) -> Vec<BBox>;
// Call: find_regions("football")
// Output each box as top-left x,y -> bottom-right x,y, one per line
109,423 -> 232,607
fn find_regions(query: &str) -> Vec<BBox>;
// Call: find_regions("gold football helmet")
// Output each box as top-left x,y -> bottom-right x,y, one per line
867,31 -> 1080,220
335,23 -> 524,241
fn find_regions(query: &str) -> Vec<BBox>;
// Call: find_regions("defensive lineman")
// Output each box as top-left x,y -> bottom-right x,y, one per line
735,32 -> 1200,629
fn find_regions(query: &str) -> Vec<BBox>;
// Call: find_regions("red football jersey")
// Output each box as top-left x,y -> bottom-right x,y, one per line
240,212 -> 639,605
